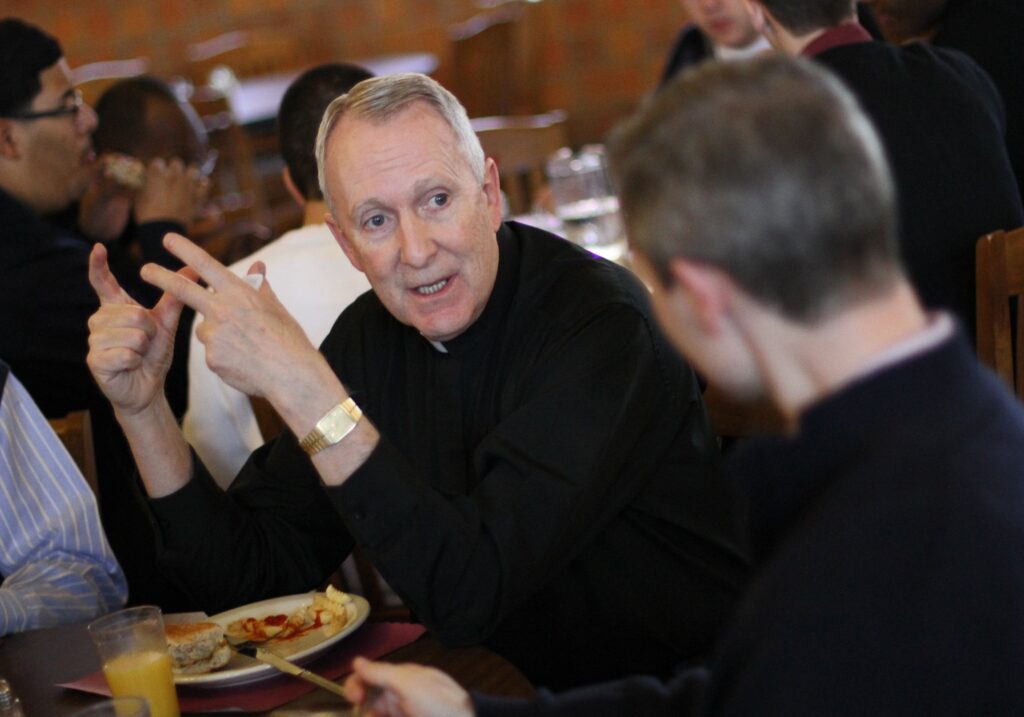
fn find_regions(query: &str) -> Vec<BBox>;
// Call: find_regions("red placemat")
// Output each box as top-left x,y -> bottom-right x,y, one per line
59,622 -> 425,713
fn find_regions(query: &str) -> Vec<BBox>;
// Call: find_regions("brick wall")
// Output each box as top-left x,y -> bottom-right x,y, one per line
7,0 -> 688,145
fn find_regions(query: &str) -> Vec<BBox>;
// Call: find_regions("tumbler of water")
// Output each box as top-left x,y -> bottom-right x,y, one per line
546,145 -> 626,261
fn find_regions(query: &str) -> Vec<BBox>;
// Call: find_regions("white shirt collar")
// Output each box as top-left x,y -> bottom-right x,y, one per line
853,312 -> 955,382
714,35 -> 772,62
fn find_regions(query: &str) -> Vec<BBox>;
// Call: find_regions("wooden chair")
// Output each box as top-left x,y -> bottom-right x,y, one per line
976,227 -> 1024,398
472,111 -> 568,215
187,86 -> 273,263
248,396 -> 411,621
72,57 -> 150,106
48,410 -> 98,498
448,4 -> 538,118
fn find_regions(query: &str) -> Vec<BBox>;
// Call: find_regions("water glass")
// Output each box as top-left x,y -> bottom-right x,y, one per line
87,606 -> 180,717
545,144 -> 626,260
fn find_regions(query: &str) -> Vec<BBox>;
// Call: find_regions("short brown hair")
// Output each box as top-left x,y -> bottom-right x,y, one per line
608,55 -> 901,323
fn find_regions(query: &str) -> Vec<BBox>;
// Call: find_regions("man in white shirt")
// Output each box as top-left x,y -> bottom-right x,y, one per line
183,63 -> 373,486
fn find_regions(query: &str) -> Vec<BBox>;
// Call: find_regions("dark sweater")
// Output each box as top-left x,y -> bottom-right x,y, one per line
477,330 -> 1024,715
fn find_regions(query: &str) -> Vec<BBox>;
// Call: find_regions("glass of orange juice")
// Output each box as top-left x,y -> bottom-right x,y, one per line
87,606 -> 180,717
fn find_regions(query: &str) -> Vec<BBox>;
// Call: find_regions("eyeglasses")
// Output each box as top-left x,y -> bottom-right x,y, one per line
3,89 -> 84,121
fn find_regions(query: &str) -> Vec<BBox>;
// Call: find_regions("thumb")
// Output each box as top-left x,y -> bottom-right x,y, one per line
88,243 -> 134,306
353,657 -> 402,689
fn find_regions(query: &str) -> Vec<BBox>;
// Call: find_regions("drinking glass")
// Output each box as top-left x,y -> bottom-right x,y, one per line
87,607 -> 180,717
70,697 -> 151,717
545,144 -> 626,261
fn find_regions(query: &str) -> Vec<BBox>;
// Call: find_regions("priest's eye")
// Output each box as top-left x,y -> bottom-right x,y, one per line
365,214 -> 387,229
429,193 -> 449,208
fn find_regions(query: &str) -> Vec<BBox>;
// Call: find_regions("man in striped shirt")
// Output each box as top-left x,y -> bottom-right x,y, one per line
0,359 -> 126,635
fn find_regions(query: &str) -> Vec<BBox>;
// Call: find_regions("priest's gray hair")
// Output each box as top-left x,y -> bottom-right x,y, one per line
315,72 -> 485,214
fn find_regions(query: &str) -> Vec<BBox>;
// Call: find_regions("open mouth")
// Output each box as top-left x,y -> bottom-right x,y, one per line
415,278 -> 449,296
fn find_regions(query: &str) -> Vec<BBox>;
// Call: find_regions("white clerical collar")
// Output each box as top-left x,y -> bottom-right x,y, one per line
854,312 -> 955,382
428,339 -> 448,354
714,35 -> 772,62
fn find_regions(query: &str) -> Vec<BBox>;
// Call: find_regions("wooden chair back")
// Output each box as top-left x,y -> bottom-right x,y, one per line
449,4 -> 536,118
48,410 -> 98,498
72,58 -> 150,106
472,111 -> 568,215
976,227 -> 1024,398
187,86 -> 272,263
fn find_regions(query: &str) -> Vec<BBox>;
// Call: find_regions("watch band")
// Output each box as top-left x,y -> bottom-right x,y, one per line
299,398 -> 363,456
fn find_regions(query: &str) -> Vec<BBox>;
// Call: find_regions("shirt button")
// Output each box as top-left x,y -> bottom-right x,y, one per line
351,509 -> 366,521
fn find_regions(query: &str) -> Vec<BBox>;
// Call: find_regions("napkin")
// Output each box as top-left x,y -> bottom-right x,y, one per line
60,621 -> 426,713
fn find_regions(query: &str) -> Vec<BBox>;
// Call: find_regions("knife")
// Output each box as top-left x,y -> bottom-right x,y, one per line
237,646 -> 347,698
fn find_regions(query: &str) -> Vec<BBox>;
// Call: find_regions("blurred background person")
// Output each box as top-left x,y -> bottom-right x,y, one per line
743,0 -> 1022,337
0,358 -> 126,635
864,0 -> 1024,203
0,17 -> 198,609
183,62 -> 372,487
88,75 -> 213,418
660,0 -> 771,85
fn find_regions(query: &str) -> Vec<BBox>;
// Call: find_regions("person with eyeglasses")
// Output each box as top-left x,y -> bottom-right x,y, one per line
0,17 -> 200,611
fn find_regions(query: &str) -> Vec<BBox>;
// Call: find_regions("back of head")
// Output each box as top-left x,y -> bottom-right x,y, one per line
0,17 -> 62,117
315,72 -> 485,209
93,76 -> 206,163
278,63 -> 374,201
757,0 -> 856,33
608,54 -> 900,323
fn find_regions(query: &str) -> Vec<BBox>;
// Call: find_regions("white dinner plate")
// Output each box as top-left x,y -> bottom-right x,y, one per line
174,591 -> 370,687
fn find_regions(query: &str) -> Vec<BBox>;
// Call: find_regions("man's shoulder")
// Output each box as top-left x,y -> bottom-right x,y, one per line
819,40 -> 1002,115
507,221 -> 649,313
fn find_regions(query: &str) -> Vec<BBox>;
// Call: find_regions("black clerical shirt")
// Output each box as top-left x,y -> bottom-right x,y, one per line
149,222 -> 749,689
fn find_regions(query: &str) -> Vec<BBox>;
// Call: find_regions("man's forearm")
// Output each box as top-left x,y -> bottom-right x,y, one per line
264,355 -> 380,486
115,395 -> 193,498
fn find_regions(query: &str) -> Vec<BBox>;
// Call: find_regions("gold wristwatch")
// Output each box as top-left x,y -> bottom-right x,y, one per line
299,398 -> 363,456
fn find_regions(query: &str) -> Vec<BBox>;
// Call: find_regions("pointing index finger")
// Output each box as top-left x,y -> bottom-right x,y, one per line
161,232 -> 237,293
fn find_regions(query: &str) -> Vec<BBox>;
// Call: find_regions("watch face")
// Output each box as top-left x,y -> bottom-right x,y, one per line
302,402 -> 361,455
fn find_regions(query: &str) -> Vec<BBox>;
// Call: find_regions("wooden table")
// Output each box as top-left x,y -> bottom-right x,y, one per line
0,620 -> 533,715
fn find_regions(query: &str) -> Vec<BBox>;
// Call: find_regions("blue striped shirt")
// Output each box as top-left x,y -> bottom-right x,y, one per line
0,362 -> 127,635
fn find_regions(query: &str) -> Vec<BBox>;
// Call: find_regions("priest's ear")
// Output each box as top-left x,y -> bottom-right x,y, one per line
324,213 -> 365,274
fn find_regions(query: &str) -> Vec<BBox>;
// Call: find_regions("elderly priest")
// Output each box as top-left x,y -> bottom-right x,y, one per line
84,72 -> 748,689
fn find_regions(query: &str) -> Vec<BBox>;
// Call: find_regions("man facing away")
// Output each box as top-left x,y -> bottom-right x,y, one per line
0,359 -> 126,635
742,0 -> 1022,338
84,73 -> 748,688
340,55 -> 1024,716
183,63 -> 373,487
